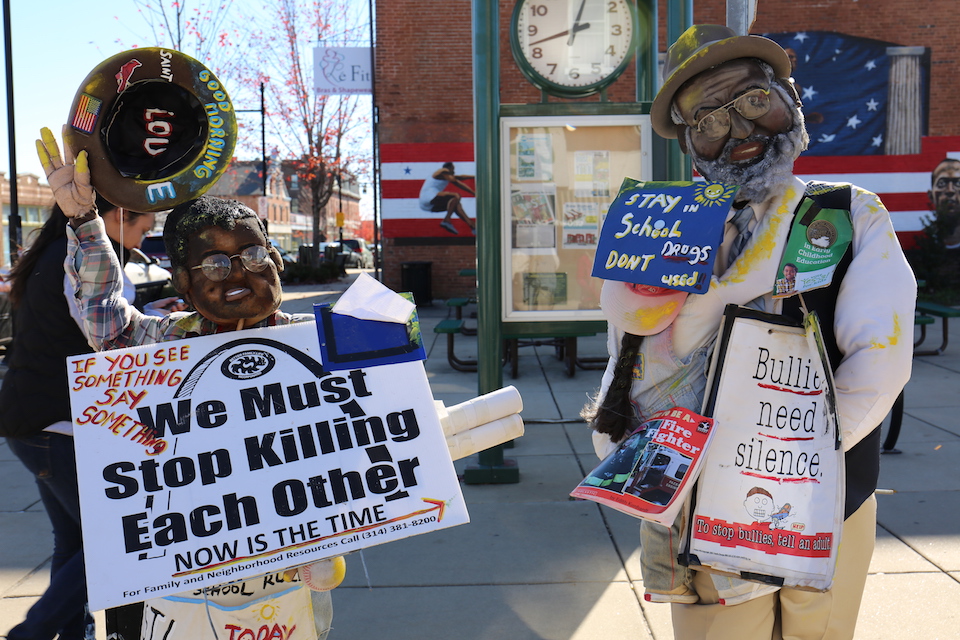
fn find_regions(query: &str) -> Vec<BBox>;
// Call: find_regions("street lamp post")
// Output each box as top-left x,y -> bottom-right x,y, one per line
3,0 -> 21,266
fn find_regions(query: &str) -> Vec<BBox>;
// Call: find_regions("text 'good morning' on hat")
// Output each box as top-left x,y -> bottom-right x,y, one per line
63,48 -> 237,212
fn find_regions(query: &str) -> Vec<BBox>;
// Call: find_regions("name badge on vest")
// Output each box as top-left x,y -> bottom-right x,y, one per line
773,197 -> 853,299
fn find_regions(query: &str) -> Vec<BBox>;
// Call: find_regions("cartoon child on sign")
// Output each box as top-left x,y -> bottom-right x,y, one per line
743,486 -> 793,530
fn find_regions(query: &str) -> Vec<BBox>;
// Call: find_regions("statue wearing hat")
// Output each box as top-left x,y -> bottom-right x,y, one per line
586,25 -> 915,639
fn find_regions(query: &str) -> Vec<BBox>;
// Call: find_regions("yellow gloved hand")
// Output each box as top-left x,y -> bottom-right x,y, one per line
35,126 -> 96,218
299,556 -> 347,591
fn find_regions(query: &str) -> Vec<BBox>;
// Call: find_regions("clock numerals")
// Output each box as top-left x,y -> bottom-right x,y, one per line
511,0 -> 637,96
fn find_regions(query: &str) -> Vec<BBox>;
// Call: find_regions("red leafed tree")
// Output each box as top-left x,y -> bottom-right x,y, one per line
234,0 -> 371,265
121,0 -> 242,72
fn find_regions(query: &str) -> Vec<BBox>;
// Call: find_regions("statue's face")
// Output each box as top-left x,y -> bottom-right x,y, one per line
674,59 -> 794,164
930,161 -> 960,214
177,219 -> 282,327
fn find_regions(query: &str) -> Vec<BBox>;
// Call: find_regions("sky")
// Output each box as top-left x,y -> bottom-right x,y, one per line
0,0 -> 180,178
0,0 -> 374,208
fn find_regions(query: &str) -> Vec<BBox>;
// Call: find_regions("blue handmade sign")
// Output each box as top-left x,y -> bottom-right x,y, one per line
591,180 -> 738,294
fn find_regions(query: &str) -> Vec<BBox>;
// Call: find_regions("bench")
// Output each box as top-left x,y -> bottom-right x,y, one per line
914,315 -> 934,347
446,298 -> 476,335
914,301 -> 960,356
433,318 -> 477,372
502,330 -> 603,379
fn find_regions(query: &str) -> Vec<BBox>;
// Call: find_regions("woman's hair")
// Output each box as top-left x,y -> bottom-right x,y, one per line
581,332 -> 644,444
6,195 -> 151,306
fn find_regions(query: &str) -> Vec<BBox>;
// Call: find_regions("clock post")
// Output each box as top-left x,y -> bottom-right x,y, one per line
465,0 -> 681,485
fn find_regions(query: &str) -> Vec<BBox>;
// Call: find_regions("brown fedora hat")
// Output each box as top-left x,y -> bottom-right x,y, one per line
651,24 -> 791,139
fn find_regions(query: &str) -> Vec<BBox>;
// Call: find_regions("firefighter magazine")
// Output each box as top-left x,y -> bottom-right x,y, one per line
571,407 -> 716,527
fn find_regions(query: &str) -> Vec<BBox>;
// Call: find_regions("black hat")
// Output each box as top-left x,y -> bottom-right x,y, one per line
63,48 -> 237,212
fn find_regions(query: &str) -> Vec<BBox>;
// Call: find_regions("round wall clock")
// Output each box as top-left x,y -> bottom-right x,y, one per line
510,0 -> 638,98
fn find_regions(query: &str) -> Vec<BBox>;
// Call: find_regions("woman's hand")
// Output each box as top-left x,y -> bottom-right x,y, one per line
143,297 -> 189,316
35,126 -> 96,219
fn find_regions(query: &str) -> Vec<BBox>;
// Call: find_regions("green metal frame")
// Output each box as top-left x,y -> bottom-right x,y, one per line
466,0 -> 691,485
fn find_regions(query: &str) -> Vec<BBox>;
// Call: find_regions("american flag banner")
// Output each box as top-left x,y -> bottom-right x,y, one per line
71,93 -> 103,134
792,135 -> 960,248
380,142 -> 476,238
379,136 -> 960,247
762,31 -> 928,157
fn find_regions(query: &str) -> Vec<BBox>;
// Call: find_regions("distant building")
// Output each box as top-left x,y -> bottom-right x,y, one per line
280,161 -> 364,246
206,159 -> 297,252
0,173 -> 55,267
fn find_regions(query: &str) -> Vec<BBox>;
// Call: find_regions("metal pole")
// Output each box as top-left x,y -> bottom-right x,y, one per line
635,0 -> 658,103
368,0 -> 381,280
665,0 -> 692,182
261,82 -> 267,196
3,0 -> 20,265
463,0 -> 518,484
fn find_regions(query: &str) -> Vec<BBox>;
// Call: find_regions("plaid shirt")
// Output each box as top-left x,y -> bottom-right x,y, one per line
65,217 -> 312,350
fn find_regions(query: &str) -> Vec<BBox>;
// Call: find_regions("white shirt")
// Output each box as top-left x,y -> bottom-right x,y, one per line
595,177 -> 916,455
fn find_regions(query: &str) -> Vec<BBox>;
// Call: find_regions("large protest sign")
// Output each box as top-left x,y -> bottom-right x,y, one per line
683,306 -> 844,592
591,180 -> 737,293
68,322 -> 469,611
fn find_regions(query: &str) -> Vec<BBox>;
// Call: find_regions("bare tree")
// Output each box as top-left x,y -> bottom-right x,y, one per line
124,0 -> 242,69
234,0 -> 371,265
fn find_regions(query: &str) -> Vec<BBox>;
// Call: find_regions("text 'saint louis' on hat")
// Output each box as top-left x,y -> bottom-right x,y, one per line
63,48 -> 237,212
650,24 -> 792,140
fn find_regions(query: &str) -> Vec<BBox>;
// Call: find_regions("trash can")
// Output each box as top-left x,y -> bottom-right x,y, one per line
401,261 -> 433,306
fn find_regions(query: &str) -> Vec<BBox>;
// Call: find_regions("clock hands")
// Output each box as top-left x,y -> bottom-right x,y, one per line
567,0 -> 588,46
529,21 -> 591,47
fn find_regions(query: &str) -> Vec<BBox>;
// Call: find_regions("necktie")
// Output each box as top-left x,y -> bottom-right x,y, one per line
727,206 -> 754,268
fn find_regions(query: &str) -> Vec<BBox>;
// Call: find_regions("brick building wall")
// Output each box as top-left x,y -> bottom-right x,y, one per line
375,0 -> 640,299
684,0 -> 960,136
375,0 -> 960,298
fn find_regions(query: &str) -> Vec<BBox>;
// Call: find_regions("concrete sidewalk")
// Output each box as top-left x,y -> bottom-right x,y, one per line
2,276 -> 959,639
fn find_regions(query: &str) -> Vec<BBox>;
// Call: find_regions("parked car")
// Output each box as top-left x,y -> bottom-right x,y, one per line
268,239 -> 296,264
0,251 -> 174,349
341,238 -> 374,269
140,234 -> 170,269
124,248 -> 175,310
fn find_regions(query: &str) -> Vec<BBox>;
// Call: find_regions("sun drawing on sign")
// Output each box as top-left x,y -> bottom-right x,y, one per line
693,182 -> 738,207
256,603 -> 279,622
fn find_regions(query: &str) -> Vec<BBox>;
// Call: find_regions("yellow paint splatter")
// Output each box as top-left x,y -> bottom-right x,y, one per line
722,186 -> 796,285
629,299 -> 680,332
869,311 -> 903,348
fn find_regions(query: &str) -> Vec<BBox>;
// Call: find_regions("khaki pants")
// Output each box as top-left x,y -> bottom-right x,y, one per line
671,495 -> 876,640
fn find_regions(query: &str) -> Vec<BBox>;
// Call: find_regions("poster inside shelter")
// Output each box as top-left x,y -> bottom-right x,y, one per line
68,322 -> 469,611
591,180 -> 737,294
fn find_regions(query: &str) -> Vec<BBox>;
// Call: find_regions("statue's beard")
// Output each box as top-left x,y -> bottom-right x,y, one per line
689,113 -> 808,203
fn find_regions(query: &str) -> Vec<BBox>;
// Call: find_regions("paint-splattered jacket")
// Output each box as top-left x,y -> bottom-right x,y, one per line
595,176 -> 916,518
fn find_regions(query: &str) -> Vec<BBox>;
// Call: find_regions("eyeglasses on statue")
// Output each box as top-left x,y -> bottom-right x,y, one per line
190,245 -> 271,282
694,87 -> 772,141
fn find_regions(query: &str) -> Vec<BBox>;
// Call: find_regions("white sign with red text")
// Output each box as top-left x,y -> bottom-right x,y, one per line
68,322 -> 468,611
